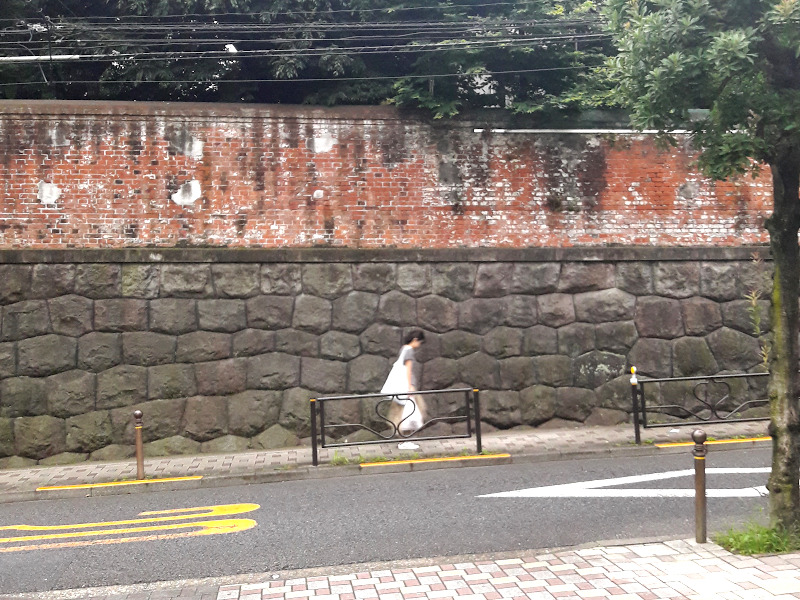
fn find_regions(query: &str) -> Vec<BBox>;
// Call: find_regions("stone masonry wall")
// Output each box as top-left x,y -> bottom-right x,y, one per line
0,101 -> 772,249
0,247 -> 771,467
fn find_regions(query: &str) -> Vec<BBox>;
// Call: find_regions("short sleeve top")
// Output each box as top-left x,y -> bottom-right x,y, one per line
398,345 -> 420,390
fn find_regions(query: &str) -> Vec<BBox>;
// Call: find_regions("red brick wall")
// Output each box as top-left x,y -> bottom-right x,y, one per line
0,101 -> 772,249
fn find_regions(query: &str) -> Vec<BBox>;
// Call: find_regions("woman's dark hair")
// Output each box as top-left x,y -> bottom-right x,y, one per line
403,329 -> 425,345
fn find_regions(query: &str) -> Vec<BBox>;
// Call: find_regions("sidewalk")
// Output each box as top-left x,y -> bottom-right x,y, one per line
12,538 -> 800,600
3,419 -> 795,600
0,420 -> 771,503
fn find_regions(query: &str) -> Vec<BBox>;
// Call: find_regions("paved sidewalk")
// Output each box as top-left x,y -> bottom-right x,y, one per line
0,420 -> 771,502
11,539 -> 800,600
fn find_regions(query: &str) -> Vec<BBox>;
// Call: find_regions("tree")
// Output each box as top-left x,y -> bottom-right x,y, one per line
605,0 -> 800,529
0,0 -> 612,115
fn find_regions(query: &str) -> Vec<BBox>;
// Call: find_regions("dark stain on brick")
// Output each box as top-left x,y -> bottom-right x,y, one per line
124,222 -> 139,238
236,213 -> 247,235
537,135 -> 607,213
251,118 -> 266,192
165,175 -> 179,196
575,142 -> 607,211
379,122 -> 405,168
128,123 -> 144,163
165,123 -> 194,156
284,117 -> 300,149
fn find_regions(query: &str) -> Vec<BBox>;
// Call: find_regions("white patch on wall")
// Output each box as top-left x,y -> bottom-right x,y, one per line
171,180 -> 202,206
309,134 -> 336,153
37,181 -> 61,205
189,138 -> 204,160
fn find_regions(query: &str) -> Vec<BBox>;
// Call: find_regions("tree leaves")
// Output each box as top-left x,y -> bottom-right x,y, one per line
606,0 -> 800,177
0,0 -> 614,114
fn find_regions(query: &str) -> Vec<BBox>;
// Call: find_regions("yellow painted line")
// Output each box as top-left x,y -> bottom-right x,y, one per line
360,453 -> 511,467
36,475 -> 202,491
0,504 -> 260,533
0,503 -> 259,553
655,436 -> 770,448
0,519 -> 257,553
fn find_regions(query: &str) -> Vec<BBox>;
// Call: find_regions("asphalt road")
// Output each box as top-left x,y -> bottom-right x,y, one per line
0,447 -> 772,595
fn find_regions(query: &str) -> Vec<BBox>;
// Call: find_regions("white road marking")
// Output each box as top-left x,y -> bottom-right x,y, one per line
478,467 -> 771,498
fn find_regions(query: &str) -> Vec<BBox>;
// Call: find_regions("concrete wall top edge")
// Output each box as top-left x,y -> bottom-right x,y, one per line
0,100 -> 635,131
0,246 -> 771,264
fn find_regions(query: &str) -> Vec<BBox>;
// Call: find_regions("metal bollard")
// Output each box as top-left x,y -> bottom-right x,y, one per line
693,429 -> 707,543
630,366 -> 641,445
133,410 -> 145,480
310,398 -> 318,467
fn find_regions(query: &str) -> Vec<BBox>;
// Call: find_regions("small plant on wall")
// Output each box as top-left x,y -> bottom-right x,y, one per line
745,253 -> 772,371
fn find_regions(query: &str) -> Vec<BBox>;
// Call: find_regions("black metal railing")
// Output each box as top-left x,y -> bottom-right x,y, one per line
631,367 -> 770,444
310,387 -> 481,466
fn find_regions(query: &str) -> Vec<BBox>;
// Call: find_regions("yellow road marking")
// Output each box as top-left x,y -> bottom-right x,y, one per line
0,503 -> 259,552
36,475 -> 202,491
655,436 -> 770,448
0,518 -> 256,545
360,453 -> 511,467
0,503 -> 259,532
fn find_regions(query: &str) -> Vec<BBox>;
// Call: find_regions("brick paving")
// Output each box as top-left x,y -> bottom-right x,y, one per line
3,419 -> 795,600
15,540 -> 800,600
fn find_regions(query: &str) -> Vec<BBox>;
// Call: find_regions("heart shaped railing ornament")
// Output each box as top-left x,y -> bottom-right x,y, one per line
374,396 -> 425,439
691,379 -> 733,420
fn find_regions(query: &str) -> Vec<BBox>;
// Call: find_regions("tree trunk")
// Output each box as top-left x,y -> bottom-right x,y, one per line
765,146 -> 800,530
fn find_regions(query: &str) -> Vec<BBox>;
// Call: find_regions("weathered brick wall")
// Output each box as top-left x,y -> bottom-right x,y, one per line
0,248 -> 770,466
0,101 -> 772,249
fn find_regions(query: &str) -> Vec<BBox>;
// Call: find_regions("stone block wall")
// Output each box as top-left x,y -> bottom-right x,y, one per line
0,247 -> 771,466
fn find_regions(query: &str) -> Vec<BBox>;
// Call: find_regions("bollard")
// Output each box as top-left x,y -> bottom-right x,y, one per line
630,366 -> 641,445
693,429 -> 707,543
473,389 -> 482,454
133,410 -> 145,480
310,398 -> 318,467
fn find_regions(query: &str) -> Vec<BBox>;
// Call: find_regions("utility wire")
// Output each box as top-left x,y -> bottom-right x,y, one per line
0,33 -> 611,64
0,64 -> 594,87
0,23 -> 607,47
0,2 -> 601,21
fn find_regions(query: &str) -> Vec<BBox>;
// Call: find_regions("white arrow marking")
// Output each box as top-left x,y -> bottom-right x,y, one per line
478,468 -> 771,498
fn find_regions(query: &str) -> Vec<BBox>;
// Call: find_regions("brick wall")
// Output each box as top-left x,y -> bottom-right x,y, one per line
0,101 -> 773,249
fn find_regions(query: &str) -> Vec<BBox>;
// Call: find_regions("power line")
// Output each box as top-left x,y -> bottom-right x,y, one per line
0,33 -> 611,64
0,2 -> 601,22
0,21 -> 607,48
0,18 -> 605,35
0,64 -> 594,88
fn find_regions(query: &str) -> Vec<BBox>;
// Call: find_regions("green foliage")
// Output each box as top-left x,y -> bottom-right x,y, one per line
0,0 -> 615,114
745,255 -> 773,369
715,522 -> 800,555
330,450 -> 350,465
605,0 -> 800,178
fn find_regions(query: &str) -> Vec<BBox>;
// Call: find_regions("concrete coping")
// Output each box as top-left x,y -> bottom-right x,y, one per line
0,245 -> 771,264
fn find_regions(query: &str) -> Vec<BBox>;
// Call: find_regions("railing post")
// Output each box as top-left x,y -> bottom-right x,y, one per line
133,410 -> 145,480
310,398 -> 318,467
693,429 -> 708,543
630,366 -> 641,445
473,389 -> 482,454
465,389 -> 473,437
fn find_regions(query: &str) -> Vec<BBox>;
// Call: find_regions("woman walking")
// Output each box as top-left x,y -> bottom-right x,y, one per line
380,329 -> 426,449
